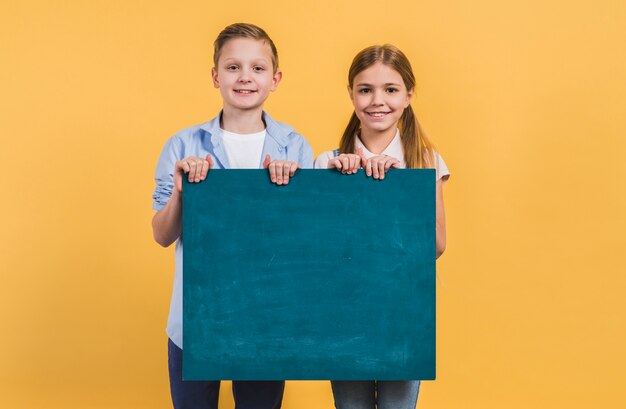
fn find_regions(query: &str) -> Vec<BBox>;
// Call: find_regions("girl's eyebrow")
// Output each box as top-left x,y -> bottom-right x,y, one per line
356,82 -> 402,87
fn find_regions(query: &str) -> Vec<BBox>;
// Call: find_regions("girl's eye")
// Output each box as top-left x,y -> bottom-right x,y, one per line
387,88 -> 399,93
358,88 -> 371,94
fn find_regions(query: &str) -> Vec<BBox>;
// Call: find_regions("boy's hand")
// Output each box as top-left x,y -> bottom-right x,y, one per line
364,154 -> 400,180
174,155 -> 213,193
327,148 -> 366,175
263,154 -> 300,185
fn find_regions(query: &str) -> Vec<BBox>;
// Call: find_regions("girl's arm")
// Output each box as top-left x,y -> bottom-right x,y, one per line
435,179 -> 446,258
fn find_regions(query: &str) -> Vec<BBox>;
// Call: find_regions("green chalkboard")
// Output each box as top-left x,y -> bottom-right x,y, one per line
182,169 -> 435,380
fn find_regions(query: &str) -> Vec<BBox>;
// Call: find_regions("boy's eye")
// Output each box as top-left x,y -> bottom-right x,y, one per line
226,65 -> 238,70
253,66 -> 265,72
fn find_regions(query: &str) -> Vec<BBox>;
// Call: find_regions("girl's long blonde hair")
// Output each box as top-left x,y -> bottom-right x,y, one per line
339,44 -> 435,169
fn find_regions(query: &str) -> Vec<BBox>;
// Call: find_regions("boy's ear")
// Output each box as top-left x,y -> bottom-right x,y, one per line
211,67 -> 219,88
270,70 -> 283,91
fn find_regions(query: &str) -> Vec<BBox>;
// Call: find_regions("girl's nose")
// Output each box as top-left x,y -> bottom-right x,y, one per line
372,90 -> 385,105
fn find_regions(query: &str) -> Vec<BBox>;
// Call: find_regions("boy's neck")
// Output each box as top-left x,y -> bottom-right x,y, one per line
220,107 -> 266,134
359,127 -> 397,155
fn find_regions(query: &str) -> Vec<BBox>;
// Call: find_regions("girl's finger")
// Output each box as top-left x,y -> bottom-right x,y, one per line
282,162 -> 291,184
383,157 -> 396,171
269,161 -> 277,183
365,158 -> 373,177
371,158 -> 380,179
348,155 -> 356,174
328,158 -> 341,170
341,156 -> 350,174
353,154 -> 361,173
378,158 -> 386,180
357,148 -> 366,168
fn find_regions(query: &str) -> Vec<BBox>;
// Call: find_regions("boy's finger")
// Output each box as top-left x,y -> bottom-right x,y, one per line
200,160 -> 209,180
205,154 -> 213,169
275,162 -> 284,185
188,160 -> 197,181
268,161 -> 277,182
263,154 -> 271,169
282,162 -> 291,184
290,162 -> 298,176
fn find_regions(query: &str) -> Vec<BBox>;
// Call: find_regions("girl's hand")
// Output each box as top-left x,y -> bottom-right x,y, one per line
327,148 -> 366,175
364,154 -> 400,180
263,154 -> 300,185
174,155 -> 213,193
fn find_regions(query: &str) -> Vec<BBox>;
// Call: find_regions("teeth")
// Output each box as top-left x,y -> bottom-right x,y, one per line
368,112 -> 388,117
236,90 -> 255,94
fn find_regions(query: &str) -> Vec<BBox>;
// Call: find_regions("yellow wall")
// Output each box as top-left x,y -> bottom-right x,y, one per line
1,0 -> 625,408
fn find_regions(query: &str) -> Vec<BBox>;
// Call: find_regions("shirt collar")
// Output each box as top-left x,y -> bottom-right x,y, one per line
355,129 -> 405,165
199,111 -> 292,148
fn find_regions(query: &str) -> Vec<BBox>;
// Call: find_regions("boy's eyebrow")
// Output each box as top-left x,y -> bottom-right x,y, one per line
220,57 -> 270,64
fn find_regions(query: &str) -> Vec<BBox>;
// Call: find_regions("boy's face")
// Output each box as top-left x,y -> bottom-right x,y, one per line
212,38 -> 281,114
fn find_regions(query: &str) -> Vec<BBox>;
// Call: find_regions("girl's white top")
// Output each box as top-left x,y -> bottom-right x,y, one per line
314,129 -> 450,182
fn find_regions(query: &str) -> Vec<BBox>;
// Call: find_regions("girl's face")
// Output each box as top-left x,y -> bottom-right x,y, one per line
349,62 -> 413,135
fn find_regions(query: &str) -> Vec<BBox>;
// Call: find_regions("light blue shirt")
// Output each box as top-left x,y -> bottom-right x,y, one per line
152,111 -> 314,348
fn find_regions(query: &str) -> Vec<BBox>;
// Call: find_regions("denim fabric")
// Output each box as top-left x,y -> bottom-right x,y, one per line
168,339 -> 285,409
331,380 -> 420,409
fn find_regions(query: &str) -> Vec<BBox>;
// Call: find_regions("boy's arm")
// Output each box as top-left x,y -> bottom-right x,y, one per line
152,190 -> 183,247
298,135 -> 314,169
151,135 -> 211,247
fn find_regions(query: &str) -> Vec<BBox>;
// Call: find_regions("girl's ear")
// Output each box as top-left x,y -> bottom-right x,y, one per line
211,67 -> 219,88
405,87 -> 414,108
348,85 -> 354,103
271,70 -> 283,92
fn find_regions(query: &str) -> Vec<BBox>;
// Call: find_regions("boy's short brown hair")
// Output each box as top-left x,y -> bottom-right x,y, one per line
213,23 -> 279,73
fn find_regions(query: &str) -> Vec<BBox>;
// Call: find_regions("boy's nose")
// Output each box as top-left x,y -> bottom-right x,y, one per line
238,69 -> 252,82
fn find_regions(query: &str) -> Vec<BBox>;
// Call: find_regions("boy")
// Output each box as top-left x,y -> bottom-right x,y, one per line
152,23 -> 313,409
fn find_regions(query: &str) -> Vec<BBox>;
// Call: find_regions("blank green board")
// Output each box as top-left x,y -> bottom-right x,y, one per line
182,169 -> 435,380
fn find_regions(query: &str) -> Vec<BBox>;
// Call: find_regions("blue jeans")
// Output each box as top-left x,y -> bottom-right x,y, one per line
168,339 -> 285,409
331,380 -> 420,409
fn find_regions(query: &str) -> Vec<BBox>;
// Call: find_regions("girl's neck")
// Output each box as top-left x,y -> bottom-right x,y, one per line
359,127 -> 398,154
221,107 -> 265,134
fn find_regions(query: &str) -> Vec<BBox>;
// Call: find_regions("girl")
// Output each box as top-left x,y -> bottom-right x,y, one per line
314,44 -> 449,409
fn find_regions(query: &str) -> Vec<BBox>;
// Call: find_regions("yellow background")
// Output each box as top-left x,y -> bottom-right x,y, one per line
1,0 -> 625,408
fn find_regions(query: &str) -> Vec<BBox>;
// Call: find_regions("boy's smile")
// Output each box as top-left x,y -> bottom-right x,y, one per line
212,38 -> 282,114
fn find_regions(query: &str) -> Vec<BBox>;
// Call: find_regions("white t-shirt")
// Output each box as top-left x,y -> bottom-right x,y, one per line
314,129 -> 450,182
221,129 -> 266,168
